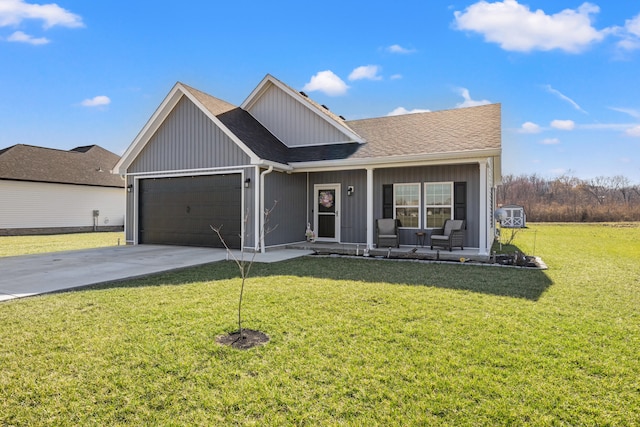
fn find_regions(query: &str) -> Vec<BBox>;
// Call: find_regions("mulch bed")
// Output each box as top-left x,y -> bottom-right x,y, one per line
216,329 -> 270,350
493,253 -> 540,268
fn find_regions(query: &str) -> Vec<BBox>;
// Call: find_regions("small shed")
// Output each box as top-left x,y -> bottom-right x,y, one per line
500,204 -> 526,228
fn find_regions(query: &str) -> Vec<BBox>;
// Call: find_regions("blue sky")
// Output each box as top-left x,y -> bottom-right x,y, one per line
1,0 -> 639,183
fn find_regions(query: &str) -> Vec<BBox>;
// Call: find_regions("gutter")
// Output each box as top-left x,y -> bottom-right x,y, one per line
254,159 -> 293,172
289,148 -> 502,172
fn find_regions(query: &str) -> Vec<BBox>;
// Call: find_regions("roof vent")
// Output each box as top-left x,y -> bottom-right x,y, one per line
299,91 -> 308,97
339,115 -> 346,120
321,104 -> 329,110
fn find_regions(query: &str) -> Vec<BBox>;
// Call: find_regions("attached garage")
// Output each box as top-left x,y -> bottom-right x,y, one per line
138,174 -> 242,248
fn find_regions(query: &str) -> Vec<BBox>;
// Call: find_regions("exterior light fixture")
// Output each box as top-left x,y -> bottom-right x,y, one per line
347,185 -> 354,196
244,178 -> 251,188
127,184 -> 133,193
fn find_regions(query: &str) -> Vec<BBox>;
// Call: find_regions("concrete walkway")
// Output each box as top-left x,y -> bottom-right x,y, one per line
0,245 -> 313,302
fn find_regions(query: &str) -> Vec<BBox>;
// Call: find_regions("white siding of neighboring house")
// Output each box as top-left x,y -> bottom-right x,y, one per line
0,180 -> 125,229
247,84 -> 351,147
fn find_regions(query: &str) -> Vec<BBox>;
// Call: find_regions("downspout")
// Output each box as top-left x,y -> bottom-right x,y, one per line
478,159 -> 488,256
306,172 -> 310,225
252,166 -> 260,252
366,167 -> 374,249
259,165 -> 274,253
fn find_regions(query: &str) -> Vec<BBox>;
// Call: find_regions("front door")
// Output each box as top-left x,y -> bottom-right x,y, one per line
314,184 -> 340,242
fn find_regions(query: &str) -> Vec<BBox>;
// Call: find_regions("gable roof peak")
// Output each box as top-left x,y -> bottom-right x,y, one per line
177,82 -> 238,116
241,73 -> 364,144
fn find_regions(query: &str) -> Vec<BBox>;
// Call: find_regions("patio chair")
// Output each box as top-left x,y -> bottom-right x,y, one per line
376,218 -> 399,248
430,219 -> 465,251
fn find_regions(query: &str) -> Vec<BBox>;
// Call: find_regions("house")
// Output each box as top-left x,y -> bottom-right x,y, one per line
113,74 -> 501,256
0,144 -> 125,235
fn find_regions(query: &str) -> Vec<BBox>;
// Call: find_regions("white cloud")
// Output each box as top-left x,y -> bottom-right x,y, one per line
609,107 -> 640,119
551,119 -> 575,130
519,121 -> 542,133
455,87 -> 491,108
626,125 -> 640,137
302,71 -> 349,96
348,65 -> 382,81
0,0 -> 84,29
7,30 -> 48,45
617,38 -> 640,51
81,96 -> 111,107
390,74 -> 403,80
541,138 -> 560,145
627,13 -> 640,36
387,107 -> 431,116
544,85 -> 588,114
617,13 -> 640,50
453,0 -> 608,53
387,44 -> 416,54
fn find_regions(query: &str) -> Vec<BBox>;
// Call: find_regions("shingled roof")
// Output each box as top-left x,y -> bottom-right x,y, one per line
115,77 -> 501,175
344,103 -> 501,159
0,144 -> 124,188
285,104 -> 501,164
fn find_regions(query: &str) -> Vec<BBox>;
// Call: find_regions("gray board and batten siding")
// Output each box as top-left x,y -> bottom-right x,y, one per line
262,171 -> 308,247
128,97 -> 251,173
248,83 -> 352,147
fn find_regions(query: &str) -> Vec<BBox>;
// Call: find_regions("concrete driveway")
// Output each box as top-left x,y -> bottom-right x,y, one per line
0,245 -> 313,302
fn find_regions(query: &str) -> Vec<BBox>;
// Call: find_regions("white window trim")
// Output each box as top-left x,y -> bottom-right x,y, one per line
393,182 -> 421,229
424,181 -> 454,229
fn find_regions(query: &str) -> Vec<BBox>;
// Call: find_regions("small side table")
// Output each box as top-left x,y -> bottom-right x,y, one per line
415,232 -> 426,247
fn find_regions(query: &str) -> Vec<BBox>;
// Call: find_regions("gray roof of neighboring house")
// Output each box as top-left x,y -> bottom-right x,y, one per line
0,144 -> 124,187
180,83 -> 501,166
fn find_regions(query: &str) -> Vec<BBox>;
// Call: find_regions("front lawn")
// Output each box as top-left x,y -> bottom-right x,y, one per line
0,232 -> 125,257
0,224 -> 638,425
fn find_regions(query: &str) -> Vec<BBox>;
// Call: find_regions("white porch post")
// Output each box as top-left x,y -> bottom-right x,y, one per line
253,166 -> 260,251
366,167 -> 374,249
259,165 -> 274,253
478,159 -> 488,256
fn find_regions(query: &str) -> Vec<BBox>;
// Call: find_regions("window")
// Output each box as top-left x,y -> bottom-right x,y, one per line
425,182 -> 453,228
394,183 -> 420,228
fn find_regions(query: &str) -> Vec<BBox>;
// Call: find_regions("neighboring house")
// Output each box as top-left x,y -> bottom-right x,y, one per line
113,74 -> 501,255
500,204 -> 526,228
0,144 -> 125,235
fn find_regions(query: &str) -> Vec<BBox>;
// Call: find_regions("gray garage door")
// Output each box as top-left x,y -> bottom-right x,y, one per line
139,174 -> 241,248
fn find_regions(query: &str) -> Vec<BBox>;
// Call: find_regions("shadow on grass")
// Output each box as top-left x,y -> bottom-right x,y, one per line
90,254 -> 553,302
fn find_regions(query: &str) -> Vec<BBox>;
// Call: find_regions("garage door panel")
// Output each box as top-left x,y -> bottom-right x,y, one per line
139,175 -> 241,248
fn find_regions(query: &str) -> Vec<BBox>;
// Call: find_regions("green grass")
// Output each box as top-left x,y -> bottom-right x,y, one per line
1,224 -> 639,425
0,232 -> 125,257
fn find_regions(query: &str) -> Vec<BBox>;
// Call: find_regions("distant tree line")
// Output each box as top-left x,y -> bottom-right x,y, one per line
497,174 -> 640,222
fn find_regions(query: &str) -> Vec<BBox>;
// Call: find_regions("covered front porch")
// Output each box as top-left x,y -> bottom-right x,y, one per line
286,241 -> 490,263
